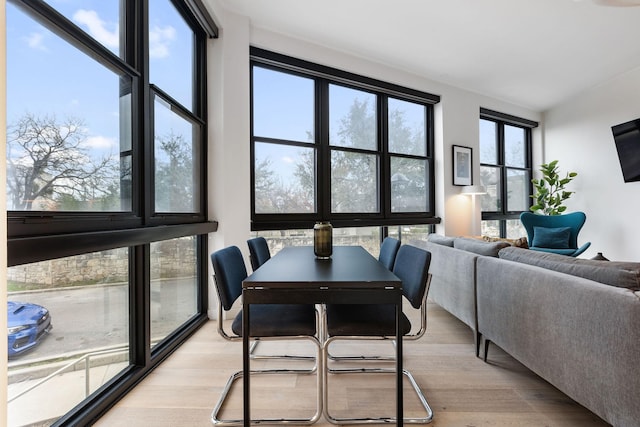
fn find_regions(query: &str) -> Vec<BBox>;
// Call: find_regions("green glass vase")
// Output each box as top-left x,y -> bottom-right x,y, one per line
313,221 -> 332,259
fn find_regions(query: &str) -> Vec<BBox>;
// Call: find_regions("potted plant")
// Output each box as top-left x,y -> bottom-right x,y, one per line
530,160 -> 577,215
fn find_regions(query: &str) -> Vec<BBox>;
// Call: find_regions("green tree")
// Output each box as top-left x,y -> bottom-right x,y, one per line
388,107 -> 427,212
155,131 -> 194,211
256,156 -> 315,213
254,98 -> 426,214
315,98 -> 379,212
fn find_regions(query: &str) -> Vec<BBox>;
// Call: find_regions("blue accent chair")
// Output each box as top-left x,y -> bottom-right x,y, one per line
520,211 -> 591,257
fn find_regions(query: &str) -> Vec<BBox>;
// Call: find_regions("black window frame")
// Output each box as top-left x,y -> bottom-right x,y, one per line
250,47 -> 441,231
479,108 -> 538,237
7,0 -> 214,239
6,0 -> 218,424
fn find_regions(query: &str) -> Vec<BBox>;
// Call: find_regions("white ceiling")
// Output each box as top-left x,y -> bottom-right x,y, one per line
215,0 -> 640,112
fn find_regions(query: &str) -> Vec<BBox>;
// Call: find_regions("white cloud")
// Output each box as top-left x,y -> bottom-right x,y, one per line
282,156 -> 295,164
84,135 -> 118,150
149,25 -> 176,59
25,32 -> 47,51
73,9 -> 119,49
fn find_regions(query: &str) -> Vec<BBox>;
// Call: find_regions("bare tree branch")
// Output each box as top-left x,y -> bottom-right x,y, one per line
6,113 -> 118,210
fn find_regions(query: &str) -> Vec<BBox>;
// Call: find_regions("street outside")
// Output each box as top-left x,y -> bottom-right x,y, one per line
8,277 -> 197,363
7,278 -> 198,427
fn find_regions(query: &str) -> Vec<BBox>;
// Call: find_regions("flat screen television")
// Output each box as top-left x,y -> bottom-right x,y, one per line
611,118 -> 640,183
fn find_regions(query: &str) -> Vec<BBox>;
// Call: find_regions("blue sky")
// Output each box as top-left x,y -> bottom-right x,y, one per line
6,0 -> 193,160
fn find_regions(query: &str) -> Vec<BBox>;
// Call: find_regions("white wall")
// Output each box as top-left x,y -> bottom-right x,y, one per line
207,7 -> 541,250
207,4 -> 252,318
544,68 -> 640,261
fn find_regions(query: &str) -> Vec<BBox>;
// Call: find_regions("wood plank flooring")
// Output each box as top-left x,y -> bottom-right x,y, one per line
95,302 -> 610,426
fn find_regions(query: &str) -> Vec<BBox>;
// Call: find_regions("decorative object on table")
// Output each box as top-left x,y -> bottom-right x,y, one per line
452,145 -> 473,186
520,211 -> 591,257
313,221 -> 332,258
461,184 -> 486,236
591,252 -> 610,261
530,160 -> 578,215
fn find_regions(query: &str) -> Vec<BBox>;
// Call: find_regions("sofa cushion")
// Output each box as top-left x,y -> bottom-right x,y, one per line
454,237 -> 510,257
482,235 -> 529,249
532,226 -> 571,249
427,234 -> 455,247
498,246 -> 640,290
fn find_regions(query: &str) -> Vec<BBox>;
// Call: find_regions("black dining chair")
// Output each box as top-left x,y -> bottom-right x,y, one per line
378,236 -> 401,270
247,236 -> 271,271
323,244 -> 433,424
210,246 -> 322,425
326,236 -> 402,363
246,237 -> 315,363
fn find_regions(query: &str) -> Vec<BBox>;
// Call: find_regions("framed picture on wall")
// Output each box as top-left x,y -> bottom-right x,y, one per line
453,145 -> 472,186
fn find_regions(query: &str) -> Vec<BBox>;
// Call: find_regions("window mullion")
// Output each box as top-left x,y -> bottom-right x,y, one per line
380,95 -> 390,217
318,79 -> 330,220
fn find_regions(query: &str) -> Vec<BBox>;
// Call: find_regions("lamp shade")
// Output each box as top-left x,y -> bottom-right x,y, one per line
461,185 -> 486,195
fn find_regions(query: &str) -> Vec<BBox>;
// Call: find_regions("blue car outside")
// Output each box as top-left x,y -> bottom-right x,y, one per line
8,301 -> 53,358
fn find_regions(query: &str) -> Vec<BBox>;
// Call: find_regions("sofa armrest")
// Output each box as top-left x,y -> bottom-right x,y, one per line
425,241 -> 478,331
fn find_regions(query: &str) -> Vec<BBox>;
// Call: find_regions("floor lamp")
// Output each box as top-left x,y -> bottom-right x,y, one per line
461,185 -> 486,236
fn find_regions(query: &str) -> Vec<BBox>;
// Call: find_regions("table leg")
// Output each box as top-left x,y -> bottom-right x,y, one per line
396,296 -> 403,426
243,299 -> 250,426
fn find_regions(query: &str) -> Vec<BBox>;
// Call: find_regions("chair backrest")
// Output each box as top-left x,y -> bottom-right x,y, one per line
210,246 -> 248,311
378,237 -> 401,270
392,245 -> 431,309
247,237 -> 271,270
520,211 -> 586,249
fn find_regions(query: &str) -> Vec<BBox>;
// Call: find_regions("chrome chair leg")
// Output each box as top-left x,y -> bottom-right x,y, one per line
249,338 -> 316,362
212,335 -> 323,426
326,276 -> 431,365
322,336 -> 433,424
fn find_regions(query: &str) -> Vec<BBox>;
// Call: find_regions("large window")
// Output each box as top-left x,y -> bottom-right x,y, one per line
250,48 -> 440,231
6,1 -> 217,425
479,109 -> 538,238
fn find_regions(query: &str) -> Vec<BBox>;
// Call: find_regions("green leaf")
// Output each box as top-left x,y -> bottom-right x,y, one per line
530,160 -> 577,215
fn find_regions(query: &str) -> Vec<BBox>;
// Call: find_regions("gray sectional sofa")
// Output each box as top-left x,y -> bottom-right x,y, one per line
422,235 -> 510,355
422,235 -> 640,427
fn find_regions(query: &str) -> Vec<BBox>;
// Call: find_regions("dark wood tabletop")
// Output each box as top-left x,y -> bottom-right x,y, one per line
243,245 -> 401,289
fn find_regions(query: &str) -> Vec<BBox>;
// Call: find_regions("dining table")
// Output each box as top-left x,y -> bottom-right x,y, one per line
241,245 -> 404,426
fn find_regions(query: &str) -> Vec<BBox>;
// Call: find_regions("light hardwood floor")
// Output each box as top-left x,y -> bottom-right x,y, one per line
95,302 -> 609,426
